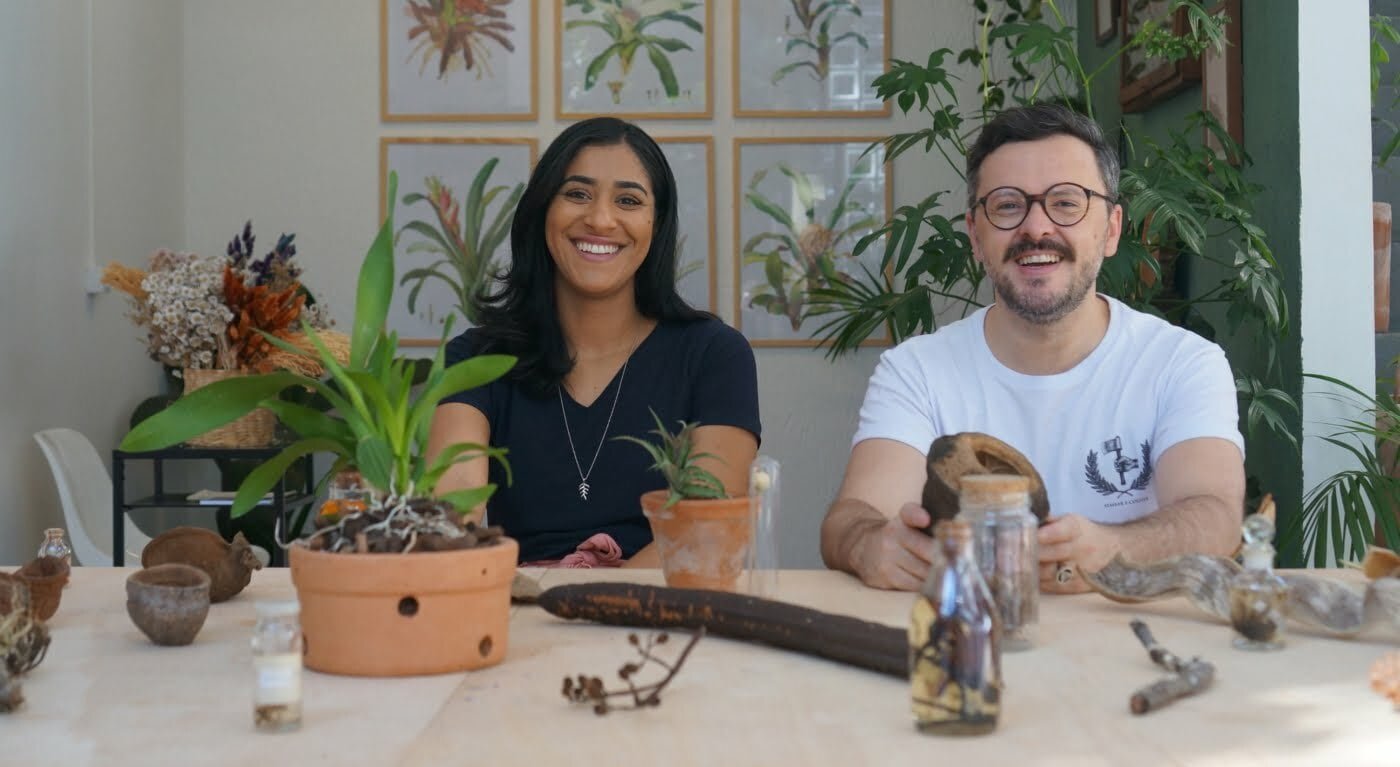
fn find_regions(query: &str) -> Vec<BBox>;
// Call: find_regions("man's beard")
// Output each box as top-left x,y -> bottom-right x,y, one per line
991,237 -> 1098,325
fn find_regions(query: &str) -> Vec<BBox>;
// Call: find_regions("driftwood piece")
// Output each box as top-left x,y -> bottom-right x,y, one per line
1084,554 -> 1400,638
1128,619 -> 1215,715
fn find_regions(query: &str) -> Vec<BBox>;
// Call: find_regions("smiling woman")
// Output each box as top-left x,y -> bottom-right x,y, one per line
428,118 -> 761,567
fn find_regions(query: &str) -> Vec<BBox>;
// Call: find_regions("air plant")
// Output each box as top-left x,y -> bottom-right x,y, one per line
742,162 -> 879,331
564,0 -> 703,103
772,0 -> 868,85
398,159 -> 524,326
404,0 -> 516,80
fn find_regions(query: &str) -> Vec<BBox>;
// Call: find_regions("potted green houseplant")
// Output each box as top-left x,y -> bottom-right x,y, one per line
120,173 -> 519,676
619,412 -> 752,592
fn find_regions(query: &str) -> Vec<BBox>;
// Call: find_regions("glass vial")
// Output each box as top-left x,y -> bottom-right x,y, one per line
252,599 -> 304,732
959,474 -> 1038,651
910,518 -> 1002,735
746,455 -> 780,598
37,528 -> 73,567
1229,514 -> 1287,651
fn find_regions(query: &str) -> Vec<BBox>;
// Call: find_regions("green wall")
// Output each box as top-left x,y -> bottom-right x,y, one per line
1076,0 -> 1305,561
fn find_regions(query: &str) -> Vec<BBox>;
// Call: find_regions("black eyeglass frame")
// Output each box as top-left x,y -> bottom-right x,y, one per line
973,182 -> 1118,230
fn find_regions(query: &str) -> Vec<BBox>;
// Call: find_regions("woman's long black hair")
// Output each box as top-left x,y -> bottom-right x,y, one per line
471,117 -> 710,397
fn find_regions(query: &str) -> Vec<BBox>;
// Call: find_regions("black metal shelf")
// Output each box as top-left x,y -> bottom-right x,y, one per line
122,492 -> 316,510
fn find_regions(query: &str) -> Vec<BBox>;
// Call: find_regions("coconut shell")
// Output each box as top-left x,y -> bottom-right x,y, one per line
14,556 -> 68,621
141,527 -> 262,603
920,432 -> 1051,533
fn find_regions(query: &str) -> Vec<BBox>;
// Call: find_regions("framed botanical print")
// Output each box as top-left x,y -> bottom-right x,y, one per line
1119,0 -> 1201,113
557,0 -> 713,119
657,137 -> 716,314
734,0 -> 890,117
1201,0 -> 1243,164
733,138 -> 891,347
380,0 -> 538,121
380,138 -> 538,346
1094,0 -> 1118,44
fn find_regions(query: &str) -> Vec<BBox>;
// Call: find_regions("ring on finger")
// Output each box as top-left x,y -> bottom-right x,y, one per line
1054,562 -> 1075,584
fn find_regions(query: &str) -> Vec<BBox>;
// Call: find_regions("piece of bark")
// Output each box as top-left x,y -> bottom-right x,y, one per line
1128,619 -> 1215,715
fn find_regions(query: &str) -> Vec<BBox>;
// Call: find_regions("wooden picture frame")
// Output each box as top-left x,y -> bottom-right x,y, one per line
1119,0 -> 1201,113
380,138 -> 538,346
557,0 -> 713,120
733,137 -> 891,347
1201,0 -> 1243,164
380,0 -> 538,122
656,137 -> 717,314
733,0 -> 891,118
1094,0 -> 1118,44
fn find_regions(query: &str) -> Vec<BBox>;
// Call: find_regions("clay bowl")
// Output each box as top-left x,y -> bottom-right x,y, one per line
14,556 -> 69,621
125,564 -> 212,646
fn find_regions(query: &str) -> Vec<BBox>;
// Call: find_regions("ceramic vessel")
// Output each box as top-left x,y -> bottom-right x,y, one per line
641,489 -> 753,592
141,527 -> 262,603
14,556 -> 69,621
288,537 -> 518,677
125,564 -> 212,646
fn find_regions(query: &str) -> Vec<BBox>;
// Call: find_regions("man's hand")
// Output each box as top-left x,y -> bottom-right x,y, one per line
850,503 -> 938,591
1037,514 -> 1121,594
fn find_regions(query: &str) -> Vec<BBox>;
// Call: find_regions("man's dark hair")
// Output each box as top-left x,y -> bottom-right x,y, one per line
471,116 -> 709,397
965,103 -> 1120,209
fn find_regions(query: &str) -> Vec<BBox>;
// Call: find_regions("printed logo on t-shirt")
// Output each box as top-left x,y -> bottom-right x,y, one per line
1083,436 -> 1153,501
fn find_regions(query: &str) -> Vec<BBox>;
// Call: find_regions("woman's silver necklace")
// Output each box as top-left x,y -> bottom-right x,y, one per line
558,360 -> 629,500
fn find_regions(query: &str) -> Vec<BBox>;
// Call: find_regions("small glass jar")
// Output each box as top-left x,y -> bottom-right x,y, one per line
1229,515 -> 1287,651
37,528 -> 73,567
252,599 -> 304,732
959,474 -> 1038,651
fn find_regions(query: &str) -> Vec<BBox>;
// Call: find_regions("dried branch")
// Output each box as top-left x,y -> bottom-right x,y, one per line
1128,619 -> 1215,715
561,629 -> 704,715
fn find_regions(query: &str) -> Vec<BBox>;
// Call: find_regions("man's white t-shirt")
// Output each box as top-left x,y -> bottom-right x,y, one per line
852,295 -> 1244,524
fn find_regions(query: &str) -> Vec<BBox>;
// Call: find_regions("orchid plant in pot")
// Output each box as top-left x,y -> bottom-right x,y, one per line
120,173 -> 520,676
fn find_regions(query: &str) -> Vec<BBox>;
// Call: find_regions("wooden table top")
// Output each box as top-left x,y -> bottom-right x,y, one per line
3,566 -> 1397,766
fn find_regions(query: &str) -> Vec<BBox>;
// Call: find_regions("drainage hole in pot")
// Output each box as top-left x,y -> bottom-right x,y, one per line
481,567 -> 487,576
479,635 -> 493,657
398,596 -> 419,616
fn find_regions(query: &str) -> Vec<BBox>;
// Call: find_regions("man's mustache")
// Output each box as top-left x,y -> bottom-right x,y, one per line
1004,238 -> 1074,263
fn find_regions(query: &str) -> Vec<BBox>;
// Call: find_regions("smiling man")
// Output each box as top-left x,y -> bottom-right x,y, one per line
819,103 -> 1245,593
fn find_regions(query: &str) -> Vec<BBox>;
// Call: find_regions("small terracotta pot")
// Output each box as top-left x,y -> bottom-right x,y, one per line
126,564 -> 212,646
642,490 -> 754,592
15,556 -> 69,621
289,537 -> 518,677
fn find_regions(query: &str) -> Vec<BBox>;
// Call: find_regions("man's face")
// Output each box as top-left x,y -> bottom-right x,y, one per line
967,134 -> 1123,325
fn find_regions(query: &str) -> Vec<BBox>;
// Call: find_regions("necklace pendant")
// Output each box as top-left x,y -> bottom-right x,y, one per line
578,481 -> 591,500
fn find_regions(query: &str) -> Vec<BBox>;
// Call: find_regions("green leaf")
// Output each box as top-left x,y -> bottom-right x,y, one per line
121,372 -> 303,452
584,43 -> 623,90
230,437 -> 346,519
647,43 -> 680,97
353,172 -> 397,369
356,436 -> 395,495
438,485 -> 498,515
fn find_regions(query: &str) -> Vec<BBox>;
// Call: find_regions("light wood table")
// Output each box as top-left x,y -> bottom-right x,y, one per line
2,567 -> 1397,766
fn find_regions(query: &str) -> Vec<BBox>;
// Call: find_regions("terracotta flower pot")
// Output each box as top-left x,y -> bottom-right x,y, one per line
641,489 -> 753,592
288,537 -> 518,677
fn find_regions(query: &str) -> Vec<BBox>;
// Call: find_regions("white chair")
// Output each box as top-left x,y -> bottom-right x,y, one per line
34,427 -> 150,566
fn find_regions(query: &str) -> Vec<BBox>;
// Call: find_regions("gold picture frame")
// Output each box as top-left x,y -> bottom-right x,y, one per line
556,0 -> 714,120
380,137 -> 539,346
656,136 -> 718,314
380,0 -> 539,122
733,0 -> 892,118
733,137 -> 892,348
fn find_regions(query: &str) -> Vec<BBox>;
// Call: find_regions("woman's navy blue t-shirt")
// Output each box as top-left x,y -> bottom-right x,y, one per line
441,317 -> 761,562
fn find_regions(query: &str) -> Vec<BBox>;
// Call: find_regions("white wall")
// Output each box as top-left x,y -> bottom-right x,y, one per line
1298,0 -> 1376,559
178,0 -> 976,568
0,0 -> 181,563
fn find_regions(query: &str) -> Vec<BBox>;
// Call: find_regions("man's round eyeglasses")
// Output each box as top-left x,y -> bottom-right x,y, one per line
974,182 -> 1116,230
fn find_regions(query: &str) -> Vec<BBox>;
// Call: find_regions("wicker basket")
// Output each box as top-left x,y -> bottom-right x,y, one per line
181,368 -> 276,448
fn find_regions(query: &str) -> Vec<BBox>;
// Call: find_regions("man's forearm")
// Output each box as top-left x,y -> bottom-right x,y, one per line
820,498 -> 886,576
1109,494 -> 1240,562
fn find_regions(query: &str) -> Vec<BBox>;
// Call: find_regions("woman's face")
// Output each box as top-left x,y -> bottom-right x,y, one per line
545,142 -> 655,303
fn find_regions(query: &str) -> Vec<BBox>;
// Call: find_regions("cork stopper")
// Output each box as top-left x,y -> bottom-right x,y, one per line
959,473 -> 1031,510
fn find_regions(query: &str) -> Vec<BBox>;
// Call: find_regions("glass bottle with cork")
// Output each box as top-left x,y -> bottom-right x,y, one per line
909,517 -> 1002,735
37,528 -> 73,567
252,599 -> 304,732
1229,514 -> 1287,651
959,473 -> 1038,651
